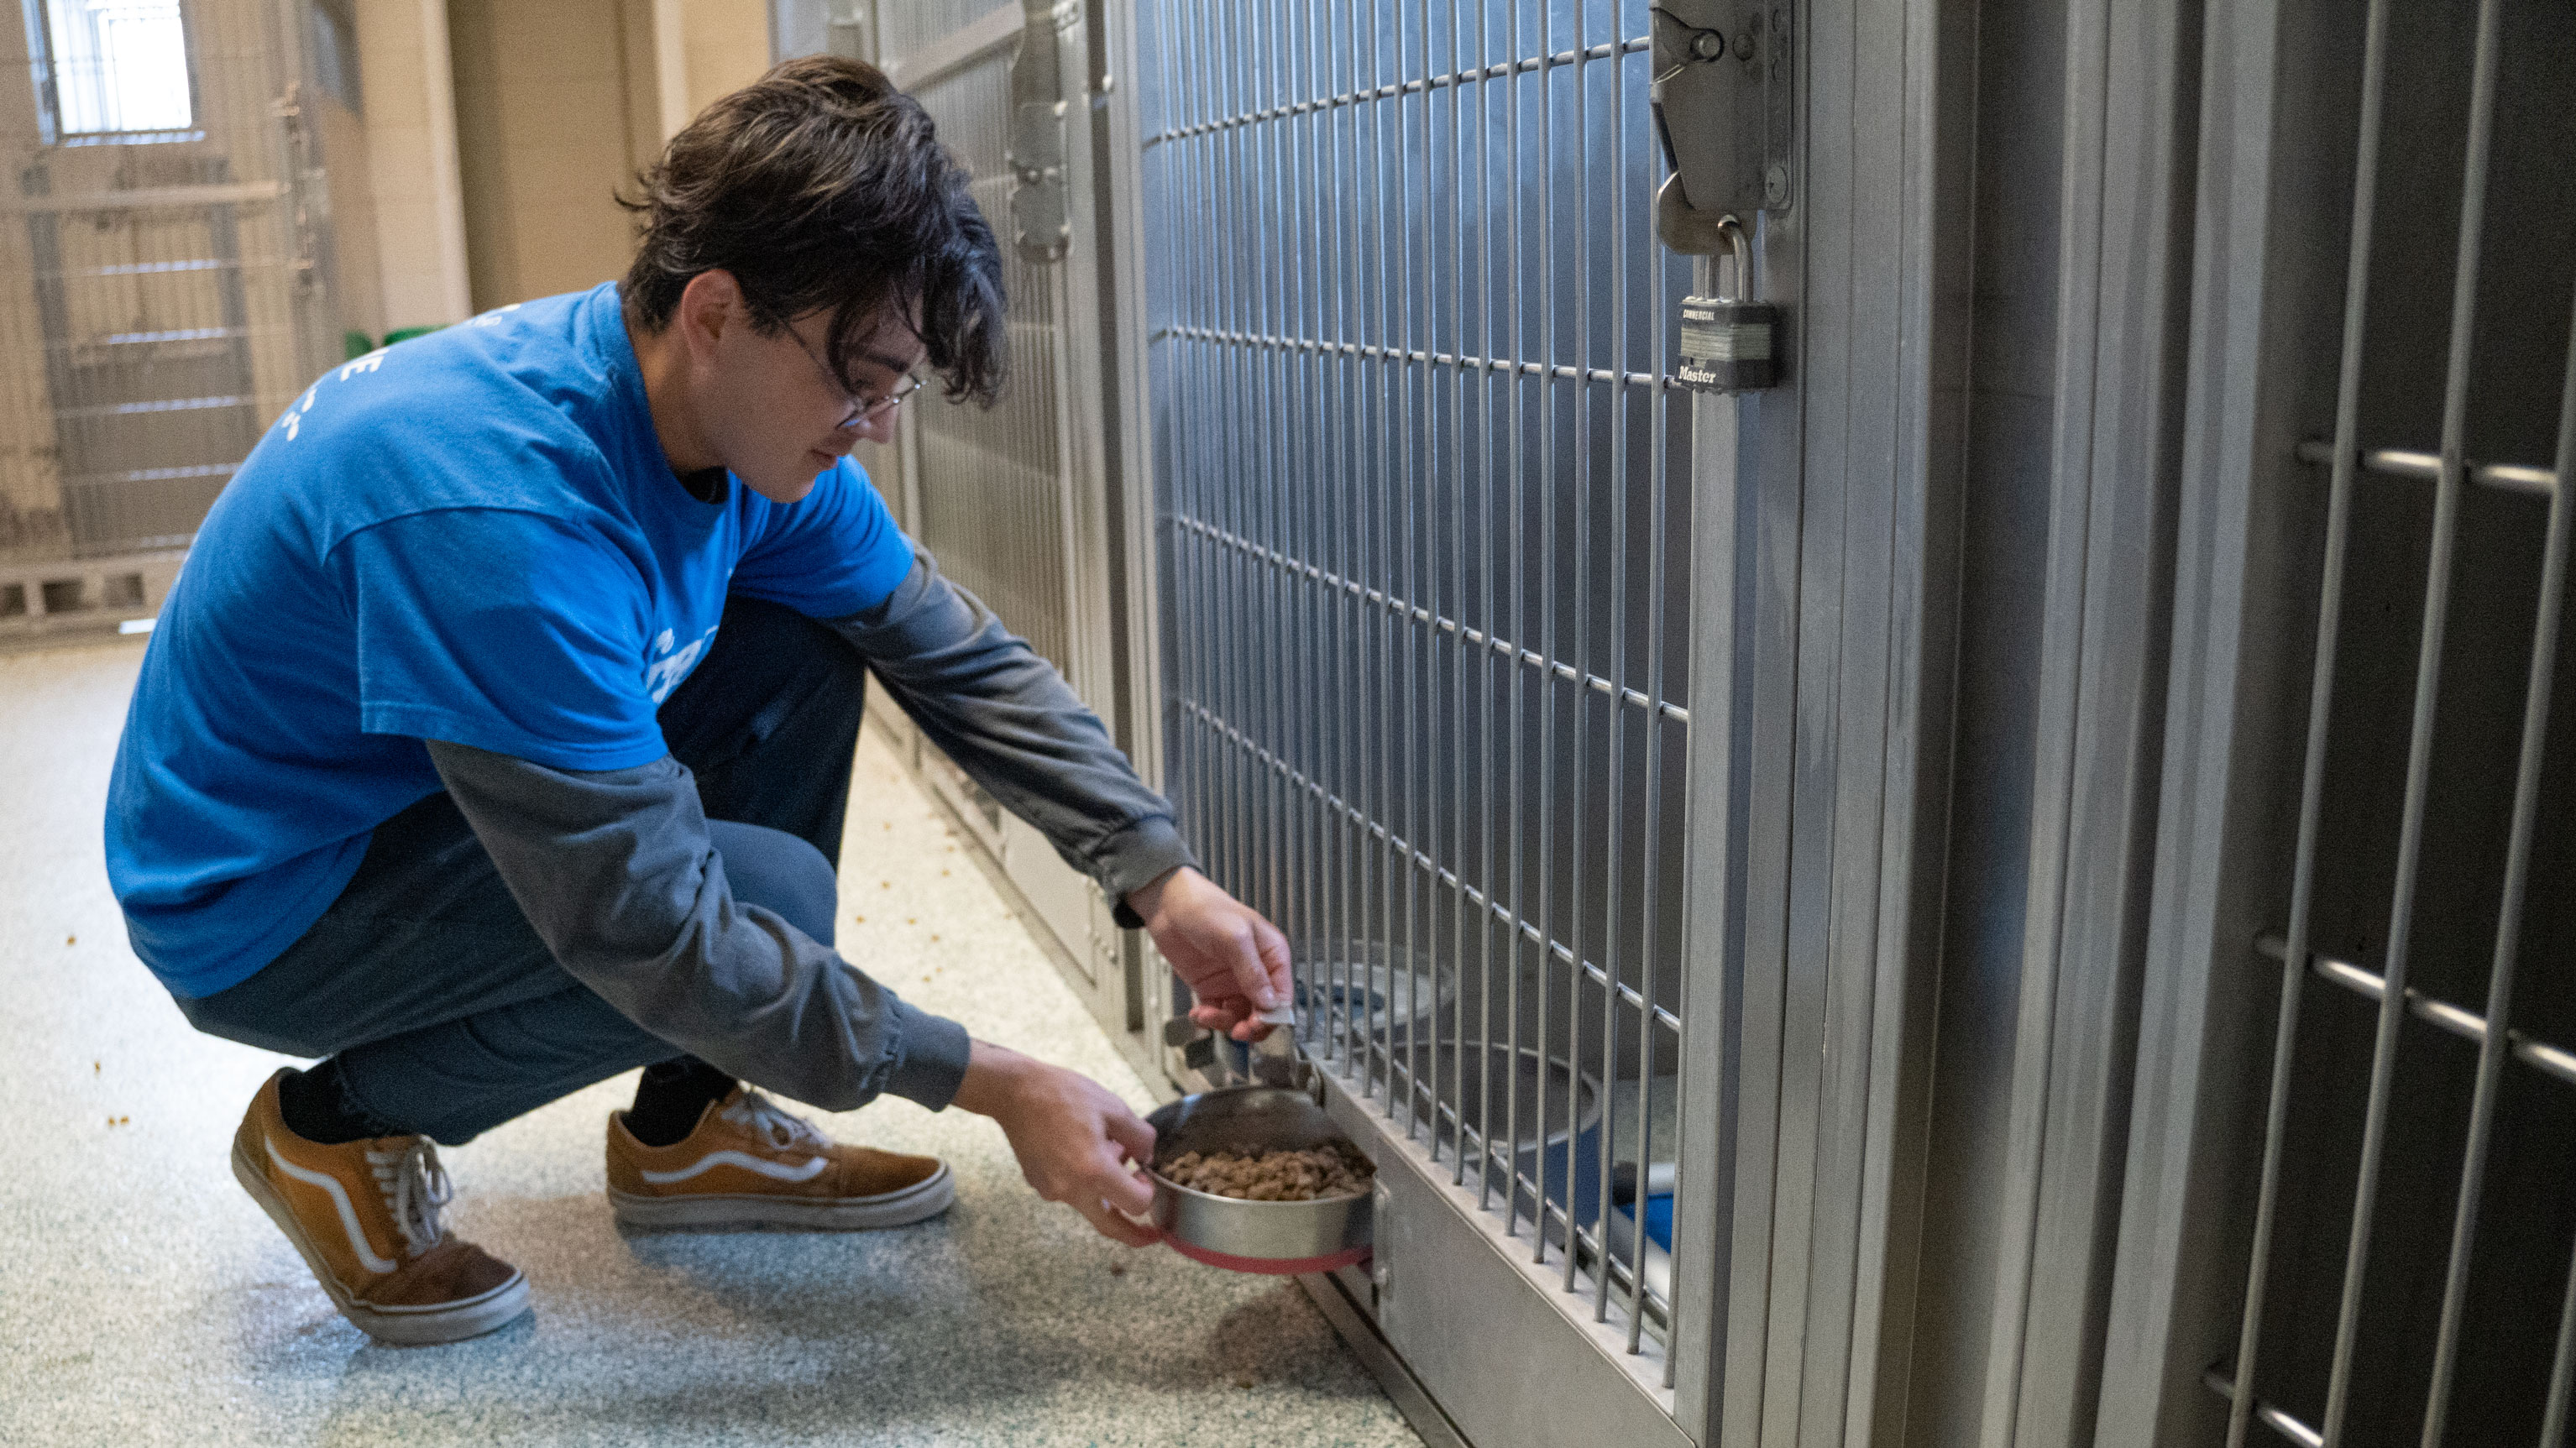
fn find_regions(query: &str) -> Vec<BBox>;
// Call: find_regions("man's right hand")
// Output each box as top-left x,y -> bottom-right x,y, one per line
950,1038 -> 1160,1246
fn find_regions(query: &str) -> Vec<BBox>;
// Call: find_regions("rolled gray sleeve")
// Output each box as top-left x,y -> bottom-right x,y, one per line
427,739 -> 972,1112
830,551 -> 1198,907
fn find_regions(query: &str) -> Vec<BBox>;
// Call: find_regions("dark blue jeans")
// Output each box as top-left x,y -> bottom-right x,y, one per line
178,596 -> 869,1144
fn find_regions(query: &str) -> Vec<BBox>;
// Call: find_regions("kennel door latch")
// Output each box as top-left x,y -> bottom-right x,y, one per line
1650,1 -> 1793,254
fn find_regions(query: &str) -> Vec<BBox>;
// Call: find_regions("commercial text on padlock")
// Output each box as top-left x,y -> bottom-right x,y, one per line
1677,216 -> 1779,393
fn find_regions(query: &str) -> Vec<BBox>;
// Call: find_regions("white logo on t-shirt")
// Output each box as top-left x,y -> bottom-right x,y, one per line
644,624 -> 719,705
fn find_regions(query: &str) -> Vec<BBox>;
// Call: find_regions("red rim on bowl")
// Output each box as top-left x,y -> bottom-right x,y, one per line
1156,1229 -> 1372,1276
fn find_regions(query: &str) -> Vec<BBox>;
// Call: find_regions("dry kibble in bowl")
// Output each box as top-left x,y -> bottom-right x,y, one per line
1159,1142 -> 1374,1201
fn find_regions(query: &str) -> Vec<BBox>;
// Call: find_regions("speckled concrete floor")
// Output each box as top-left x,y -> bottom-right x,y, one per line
0,639 -> 1421,1448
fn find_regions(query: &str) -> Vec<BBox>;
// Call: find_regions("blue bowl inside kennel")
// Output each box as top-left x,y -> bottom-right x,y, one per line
1390,1041 -> 1605,1242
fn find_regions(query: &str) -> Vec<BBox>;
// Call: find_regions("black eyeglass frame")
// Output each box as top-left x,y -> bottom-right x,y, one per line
788,325 -> 924,430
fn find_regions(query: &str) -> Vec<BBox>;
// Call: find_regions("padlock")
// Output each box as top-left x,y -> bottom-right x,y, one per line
1676,216 -> 1778,393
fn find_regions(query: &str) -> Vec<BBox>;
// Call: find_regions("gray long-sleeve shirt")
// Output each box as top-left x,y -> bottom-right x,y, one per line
429,549 -> 1196,1115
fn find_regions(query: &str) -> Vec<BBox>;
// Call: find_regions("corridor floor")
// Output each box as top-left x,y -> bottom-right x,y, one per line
0,638 -> 1420,1448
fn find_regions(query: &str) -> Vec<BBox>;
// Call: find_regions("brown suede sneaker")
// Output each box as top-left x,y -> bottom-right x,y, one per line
230,1069 -> 528,1345
606,1085 -> 954,1231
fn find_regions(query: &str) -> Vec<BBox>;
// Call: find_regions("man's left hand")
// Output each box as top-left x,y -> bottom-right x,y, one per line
1125,866 -> 1292,1042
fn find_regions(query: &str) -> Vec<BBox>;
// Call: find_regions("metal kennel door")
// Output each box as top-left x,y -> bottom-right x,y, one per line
0,0 -> 346,631
861,0 -> 1139,1038
2100,3 -> 2576,1445
1132,1 -> 1709,1441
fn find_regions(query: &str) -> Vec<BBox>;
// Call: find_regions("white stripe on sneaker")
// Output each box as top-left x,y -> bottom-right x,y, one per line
266,1135 -> 399,1274
638,1150 -> 830,1186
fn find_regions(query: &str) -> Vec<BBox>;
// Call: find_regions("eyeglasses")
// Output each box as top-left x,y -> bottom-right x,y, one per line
788,326 -> 924,430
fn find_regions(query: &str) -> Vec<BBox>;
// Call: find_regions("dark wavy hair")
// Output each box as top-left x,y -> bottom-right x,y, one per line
620,55 -> 1005,406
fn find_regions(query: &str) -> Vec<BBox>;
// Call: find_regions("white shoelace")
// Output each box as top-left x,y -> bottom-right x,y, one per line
363,1138 -> 452,1258
718,1089 -> 826,1153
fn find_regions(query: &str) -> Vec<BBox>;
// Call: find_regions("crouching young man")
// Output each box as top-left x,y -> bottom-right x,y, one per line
104,55 -> 1289,1345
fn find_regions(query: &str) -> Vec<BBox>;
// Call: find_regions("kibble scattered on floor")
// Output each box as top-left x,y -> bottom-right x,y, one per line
1,639 -> 1423,1448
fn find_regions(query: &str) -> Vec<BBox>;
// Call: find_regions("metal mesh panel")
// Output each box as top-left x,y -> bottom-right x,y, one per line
903,47 -> 1076,677
875,0 -> 1015,62
0,0 -> 328,567
1146,0 -> 1692,1371
2208,3 -> 2576,1445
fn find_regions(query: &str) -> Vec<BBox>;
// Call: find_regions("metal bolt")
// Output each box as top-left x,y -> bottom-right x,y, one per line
1733,33 -> 1757,63
1765,165 -> 1790,206
1691,31 -> 1725,60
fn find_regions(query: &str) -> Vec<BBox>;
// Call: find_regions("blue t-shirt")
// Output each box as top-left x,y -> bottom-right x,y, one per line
106,282 -> 918,998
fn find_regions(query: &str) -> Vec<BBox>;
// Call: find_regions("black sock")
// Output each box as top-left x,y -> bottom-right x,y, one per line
277,1059 -> 403,1145
624,1057 -> 736,1147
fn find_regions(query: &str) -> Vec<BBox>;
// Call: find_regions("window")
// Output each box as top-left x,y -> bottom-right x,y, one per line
29,0 -> 196,141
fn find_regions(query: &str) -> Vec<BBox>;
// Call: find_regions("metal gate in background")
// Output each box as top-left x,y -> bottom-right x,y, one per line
0,0 -> 348,642
1138,0 -> 1703,1440
856,0 -> 1144,1049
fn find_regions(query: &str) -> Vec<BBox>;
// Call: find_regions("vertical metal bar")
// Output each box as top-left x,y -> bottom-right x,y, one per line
1593,0 -> 1630,1324
1270,0 -> 1298,1022
1295,0 -> 1323,1058
1531,0 -> 1558,1268
1306,0 -> 1332,1069
1228,0 -> 1256,914
1205,0 -> 1235,938
1446,0 -> 1472,1189
1349,0 -> 1370,1082
1272,0 -> 1294,949
1186,0 -> 1214,948
1631,9 -> 1669,1357
1169,0 -> 1196,917
1286,0 -> 1311,1017
1500,0 -> 1529,1240
1255,0 -> 1280,933
1561,0 -> 1594,1298
2419,255 -> 2571,1448
1401,0 -> 1428,1126
2223,5 -> 2390,1442
2320,1 -> 2499,1438
1183,0 -> 1218,946
1162,0 -> 1196,956
2459,206 -> 2576,1448
1471,0 -> 1499,1216
1186,0 -> 1216,964
1357,0 -> 1380,1106
1423,0 -> 1441,1150
1326,0 -> 1348,1082
1373,0 -> 1400,1123
1229,0 -> 1259,967
1422,0 -> 1442,1159
1209,0 -> 1242,953
1252,0 -> 1278,962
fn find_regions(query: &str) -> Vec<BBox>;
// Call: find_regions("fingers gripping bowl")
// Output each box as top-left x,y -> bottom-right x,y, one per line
1144,1086 -> 1374,1274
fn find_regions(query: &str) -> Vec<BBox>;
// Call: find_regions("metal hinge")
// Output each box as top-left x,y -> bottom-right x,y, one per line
823,0 -> 870,60
1007,0 -> 1080,263
1648,2 -> 1793,251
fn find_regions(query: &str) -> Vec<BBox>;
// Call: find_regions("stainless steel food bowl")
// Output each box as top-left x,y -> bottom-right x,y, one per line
1144,1085 -> 1374,1274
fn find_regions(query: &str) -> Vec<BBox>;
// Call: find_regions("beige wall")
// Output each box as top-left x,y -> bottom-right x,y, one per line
355,0 -> 473,332
448,0 -> 655,310
678,0 -> 776,124
446,0 -> 770,314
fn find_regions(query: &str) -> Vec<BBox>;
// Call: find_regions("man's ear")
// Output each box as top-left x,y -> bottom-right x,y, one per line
673,269 -> 743,366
